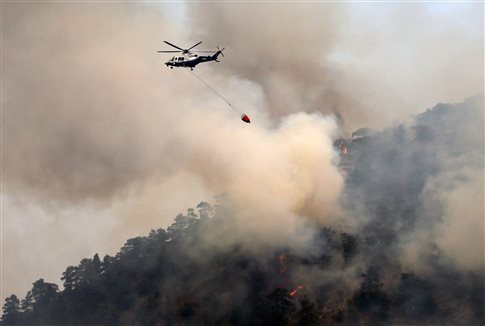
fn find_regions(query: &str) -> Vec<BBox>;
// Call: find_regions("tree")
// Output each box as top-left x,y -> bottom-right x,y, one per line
62,266 -> 80,291
78,256 -> 103,287
395,273 -> 436,320
17,279 -> 60,325
167,213 -> 197,239
297,298 -> 319,326
2,295 -> 21,325
120,237 -> 146,258
341,233 -> 358,263
29,279 -> 59,309
353,266 -> 390,322
148,228 -> 168,242
20,290 -> 34,313
263,288 -> 297,326
196,201 -> 213,220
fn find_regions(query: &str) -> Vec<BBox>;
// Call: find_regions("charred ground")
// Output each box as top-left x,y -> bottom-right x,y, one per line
2,98 -> 484,325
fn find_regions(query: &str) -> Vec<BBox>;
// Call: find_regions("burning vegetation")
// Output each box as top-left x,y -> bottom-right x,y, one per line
2,98 -> 484,325
289,285 -> 304,298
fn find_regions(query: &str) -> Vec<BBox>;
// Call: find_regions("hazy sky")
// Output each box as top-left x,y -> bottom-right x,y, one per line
2,1 -> 483,299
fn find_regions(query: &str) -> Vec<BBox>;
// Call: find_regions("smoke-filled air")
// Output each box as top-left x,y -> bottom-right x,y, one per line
2,2 -> 483,325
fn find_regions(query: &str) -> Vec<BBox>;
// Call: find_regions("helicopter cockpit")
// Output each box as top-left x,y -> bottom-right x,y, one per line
169,56 -> 184,62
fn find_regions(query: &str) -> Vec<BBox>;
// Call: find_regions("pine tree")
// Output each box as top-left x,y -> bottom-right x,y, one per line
2,295 -> 21,325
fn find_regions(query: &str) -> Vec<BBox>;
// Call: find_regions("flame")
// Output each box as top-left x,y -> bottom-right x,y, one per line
336,141 -> 349,155
289,285 -> 304,297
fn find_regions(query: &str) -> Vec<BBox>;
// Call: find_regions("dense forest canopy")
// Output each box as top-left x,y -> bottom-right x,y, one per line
3,98 -> 483,325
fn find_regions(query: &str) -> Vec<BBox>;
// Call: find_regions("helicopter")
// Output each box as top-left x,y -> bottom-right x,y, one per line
158,41 -> 225,70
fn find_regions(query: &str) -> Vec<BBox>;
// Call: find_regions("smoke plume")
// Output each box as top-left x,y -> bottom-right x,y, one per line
188,2 -> 483,128
2,1 -> 483,303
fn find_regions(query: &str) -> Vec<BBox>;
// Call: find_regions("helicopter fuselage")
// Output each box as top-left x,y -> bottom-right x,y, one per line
165,51 -> 222,69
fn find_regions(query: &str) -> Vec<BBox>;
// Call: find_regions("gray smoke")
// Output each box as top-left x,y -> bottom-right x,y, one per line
341,97 -> 484,273
188,2 -> 484,129
2,2 -> 483,299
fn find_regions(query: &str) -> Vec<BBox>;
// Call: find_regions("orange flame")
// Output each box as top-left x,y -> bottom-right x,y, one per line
289,285 -> 304,297
337,141 -> 349,155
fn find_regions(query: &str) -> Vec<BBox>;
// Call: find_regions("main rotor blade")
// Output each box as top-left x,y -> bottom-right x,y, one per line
163,41 -> 184,51
157,50 -> 182,53
192,50 -> 217,53
187,41 -> 202,51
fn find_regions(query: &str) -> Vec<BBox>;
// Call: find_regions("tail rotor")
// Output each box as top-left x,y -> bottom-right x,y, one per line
217,46 -> 225,57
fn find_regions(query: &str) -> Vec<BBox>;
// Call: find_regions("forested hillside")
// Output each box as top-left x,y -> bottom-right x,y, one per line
3,98 -> 483,325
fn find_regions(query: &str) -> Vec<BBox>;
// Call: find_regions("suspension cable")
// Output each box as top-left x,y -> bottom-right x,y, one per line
186,68 -> 237,112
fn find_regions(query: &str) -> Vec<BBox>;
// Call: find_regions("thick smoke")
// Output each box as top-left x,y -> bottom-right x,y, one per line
400,98 -> 484,272
3,2 -> 191,296
3,98 -> 483,325
341,97 -> 484,274
188,3 -> 348,119
189,3 -> 484,129
175,112 -> 344,248
3,1 -> 483,302
3,3 -> 186,203
3,2 -> 345,296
